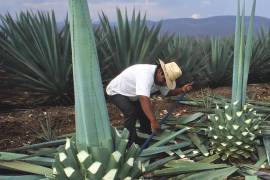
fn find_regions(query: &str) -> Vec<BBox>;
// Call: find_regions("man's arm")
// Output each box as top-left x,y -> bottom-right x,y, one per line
167,82 -> 193,97
139,95 -> 160,134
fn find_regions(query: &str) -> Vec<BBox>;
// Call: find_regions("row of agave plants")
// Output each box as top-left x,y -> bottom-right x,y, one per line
1,3 -> 270,105
1,0 -> 270,179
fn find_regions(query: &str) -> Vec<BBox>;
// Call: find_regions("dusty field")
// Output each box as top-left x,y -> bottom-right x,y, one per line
0,83 -> 270,151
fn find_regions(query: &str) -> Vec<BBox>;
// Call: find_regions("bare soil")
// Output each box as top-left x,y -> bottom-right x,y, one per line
0,83 -> 270,151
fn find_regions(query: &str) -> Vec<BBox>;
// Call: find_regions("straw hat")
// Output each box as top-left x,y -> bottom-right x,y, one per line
159,59 -> 182,89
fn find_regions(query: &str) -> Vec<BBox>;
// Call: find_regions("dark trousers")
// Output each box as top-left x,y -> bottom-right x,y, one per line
109,94 -> 152,145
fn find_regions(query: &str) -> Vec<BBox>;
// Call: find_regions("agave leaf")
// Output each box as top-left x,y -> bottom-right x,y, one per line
231,0 -> 241,104
232,0 -> 256,109
0,160 -> 53,178
145,156 -> 176,172
198,154 -> 220,163
183,166 -> 238,180
149,127 -> 190,148
68,0 -> 112,152
263,135 -> 270,165
177,112 -> 204,125
187,133 -> 209,156
245,176 -> 258,180
0,175 -> 47,180
7,139 -> 66,152
0,152 -> 54,167
241,0 -> 256,105
154,161 -> 228,176
140,141 -> 191,157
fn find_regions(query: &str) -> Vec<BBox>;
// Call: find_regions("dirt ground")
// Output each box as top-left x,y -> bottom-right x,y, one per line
0,83 -> 270,151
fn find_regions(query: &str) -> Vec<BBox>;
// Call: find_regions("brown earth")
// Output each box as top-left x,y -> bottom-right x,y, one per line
0,83 -> 270,151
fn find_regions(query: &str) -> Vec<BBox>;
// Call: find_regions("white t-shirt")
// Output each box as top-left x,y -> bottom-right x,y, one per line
106,64 -> 170,100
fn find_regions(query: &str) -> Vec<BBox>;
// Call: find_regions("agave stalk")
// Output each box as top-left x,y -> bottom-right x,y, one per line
68,0 -> 112,151
232,0 -> 256,109
206,0 -> 261,162
52,1 -> 144,179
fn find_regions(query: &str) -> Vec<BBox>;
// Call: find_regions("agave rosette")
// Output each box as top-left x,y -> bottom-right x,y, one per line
208,102 -> 262,160
53,129 -> 144,179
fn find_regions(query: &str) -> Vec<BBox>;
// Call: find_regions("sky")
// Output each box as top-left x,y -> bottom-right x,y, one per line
0,0 -> 270,22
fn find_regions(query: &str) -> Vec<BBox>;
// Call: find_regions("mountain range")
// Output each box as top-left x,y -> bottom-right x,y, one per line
147,16 -> 270,37
58,15 -> 270,37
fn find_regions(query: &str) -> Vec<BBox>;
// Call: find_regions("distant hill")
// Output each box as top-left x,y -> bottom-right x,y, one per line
148,16 -> 270,37
58,16 -> 270,37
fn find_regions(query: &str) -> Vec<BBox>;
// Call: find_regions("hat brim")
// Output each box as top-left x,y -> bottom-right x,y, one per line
159,59 -> 176,90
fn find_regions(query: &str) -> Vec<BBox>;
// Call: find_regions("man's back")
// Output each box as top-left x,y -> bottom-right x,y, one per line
106,64 -> 157,97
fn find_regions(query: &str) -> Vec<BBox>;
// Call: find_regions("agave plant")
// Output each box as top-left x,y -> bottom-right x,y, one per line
52,0 -> 144,179
207,0 -> 262,161
161,36 -> 208,86
249,28 -> 270,83
205,37 -> 234,88
208,103 -> 261,160
0,11 -> 73,104
98,9 -> 171,80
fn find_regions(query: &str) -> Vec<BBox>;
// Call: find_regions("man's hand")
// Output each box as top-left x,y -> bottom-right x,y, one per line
139,96 -> 161,134
181,82 -> 193,93
151,120 -> 161,135
167,82 -> 194,96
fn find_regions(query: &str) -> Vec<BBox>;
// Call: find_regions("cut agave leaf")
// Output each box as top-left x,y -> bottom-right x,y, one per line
187,133 -> 209,156
0,160 -> 53,178
263,135 -> 270,165
140,141 -> 191,157
177,113 -> 204,125
245,175 -> 258,180
145,156 -> 176,172
154,161 -> 228,176
182,166 -> 238,180
198,154 -> 220,163
150,127 -> 190,148
0,175 -> 46,180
